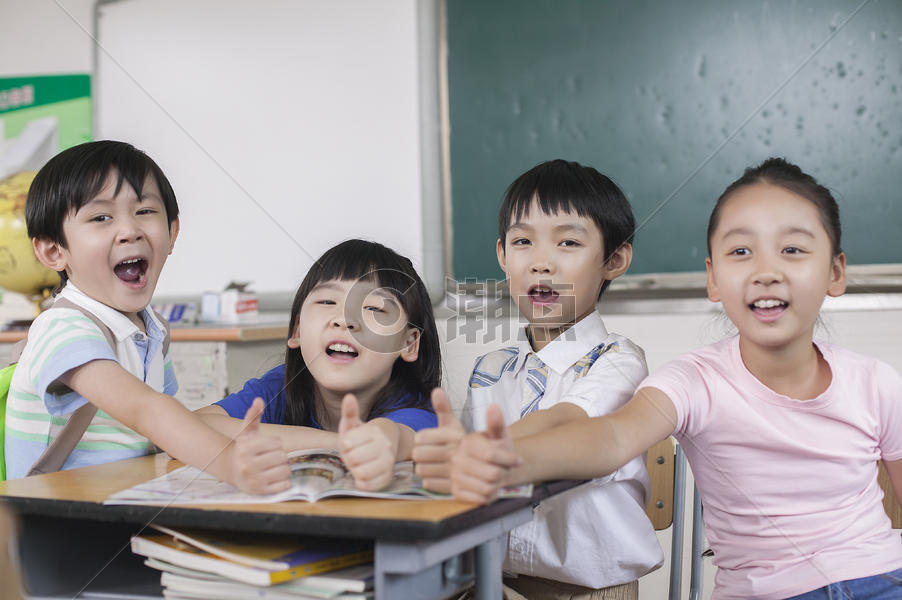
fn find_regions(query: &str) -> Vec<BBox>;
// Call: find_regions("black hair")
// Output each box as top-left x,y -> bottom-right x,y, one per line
25,140 -> 179,285
707,157 -> 842,257
497,159 -> 636,297
283,239 -> 441,427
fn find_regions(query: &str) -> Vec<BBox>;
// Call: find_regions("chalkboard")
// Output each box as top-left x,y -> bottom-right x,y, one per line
448,0 -> 902,280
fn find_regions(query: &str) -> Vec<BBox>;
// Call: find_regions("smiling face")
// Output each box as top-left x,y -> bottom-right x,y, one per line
33,169 -> 178,328
498,199 -> 631,349
706,183 -> 846,356
294,278 -> 420,412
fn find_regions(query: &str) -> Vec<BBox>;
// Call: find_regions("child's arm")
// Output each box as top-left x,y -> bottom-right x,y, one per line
337,394 -> 416,491
508,402 -> 590,439
451,387 -> 677,503
61,360 -> 291,495
412,388 -> 465,493
195,405 -> 339,451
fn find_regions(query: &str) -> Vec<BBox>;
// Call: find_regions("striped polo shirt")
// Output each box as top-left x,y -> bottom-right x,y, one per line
4,283 -> 177,479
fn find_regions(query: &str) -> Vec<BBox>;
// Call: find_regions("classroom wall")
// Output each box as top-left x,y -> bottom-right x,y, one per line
0,0 -> 95,75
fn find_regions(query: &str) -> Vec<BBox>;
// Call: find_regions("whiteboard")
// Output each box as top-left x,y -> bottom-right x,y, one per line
96,0 -> 425,296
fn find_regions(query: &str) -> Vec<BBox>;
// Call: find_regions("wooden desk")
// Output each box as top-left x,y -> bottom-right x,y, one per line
0,455 -> 580,599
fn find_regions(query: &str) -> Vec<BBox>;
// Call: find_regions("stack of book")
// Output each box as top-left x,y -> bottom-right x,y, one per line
131,525 -> 375,599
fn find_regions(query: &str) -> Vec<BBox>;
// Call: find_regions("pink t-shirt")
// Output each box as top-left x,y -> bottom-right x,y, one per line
640,336 -> 902,600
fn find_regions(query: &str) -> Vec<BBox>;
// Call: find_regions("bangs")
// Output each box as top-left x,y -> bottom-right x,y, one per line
70,149 -> 156,215
308,240 -> 420,315
508,189 -> 593,226
499,160 -> 603,241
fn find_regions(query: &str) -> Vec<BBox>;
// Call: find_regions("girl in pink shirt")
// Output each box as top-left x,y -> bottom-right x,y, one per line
449,158 -> 902,599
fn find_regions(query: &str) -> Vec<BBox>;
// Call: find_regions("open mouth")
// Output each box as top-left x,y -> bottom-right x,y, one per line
528,285 -> 559,304
326,342 -> 359,359
749,298 -> 788,317
114,258 -> 148,285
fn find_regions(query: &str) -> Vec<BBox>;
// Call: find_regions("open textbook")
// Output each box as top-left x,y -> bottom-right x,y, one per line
106,448 -> 532,505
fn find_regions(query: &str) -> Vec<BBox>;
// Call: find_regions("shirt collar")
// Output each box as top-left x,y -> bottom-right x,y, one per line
57,282 -> 165,343
521,311 -> 608,375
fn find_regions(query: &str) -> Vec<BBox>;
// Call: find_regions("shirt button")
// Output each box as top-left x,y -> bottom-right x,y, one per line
133,333 -> 145,341
513,543 -> 525,553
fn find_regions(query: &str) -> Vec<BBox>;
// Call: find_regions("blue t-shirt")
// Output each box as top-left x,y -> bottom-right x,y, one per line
215,364 -> 436,431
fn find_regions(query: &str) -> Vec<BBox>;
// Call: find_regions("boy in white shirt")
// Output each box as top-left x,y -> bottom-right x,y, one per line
5,140 -> 289,493
415,159 -> 662,598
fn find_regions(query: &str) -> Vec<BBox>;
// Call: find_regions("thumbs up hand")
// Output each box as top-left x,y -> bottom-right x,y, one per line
412,388 -> 465,493
339,394 -> 397,491
450,403 -> 520,504
231,397 -> 291,495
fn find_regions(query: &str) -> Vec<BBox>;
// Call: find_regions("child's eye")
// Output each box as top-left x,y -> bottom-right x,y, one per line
315,299 -> 336,305
137,208 -> 158,216
364,305 -> 385,313
728,247 -> 750,256
511,238 -> 530,246
782,246 -> 804,254
559,239 -> 581,248
90,215 -> 111,223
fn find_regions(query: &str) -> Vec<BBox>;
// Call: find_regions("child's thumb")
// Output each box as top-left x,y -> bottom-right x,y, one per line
241,397 -> 265,435
430,387 -> 457,428
485,404 -> 507,441
339,394 -> 363,435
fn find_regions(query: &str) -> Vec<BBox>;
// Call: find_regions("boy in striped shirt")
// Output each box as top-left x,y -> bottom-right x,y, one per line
5,141 -> 290,495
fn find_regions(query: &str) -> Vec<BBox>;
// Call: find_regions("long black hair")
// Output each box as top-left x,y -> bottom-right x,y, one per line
283,239 -> 441,427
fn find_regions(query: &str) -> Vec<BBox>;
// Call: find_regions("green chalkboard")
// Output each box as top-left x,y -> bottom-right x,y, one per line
448,0 -> 902,280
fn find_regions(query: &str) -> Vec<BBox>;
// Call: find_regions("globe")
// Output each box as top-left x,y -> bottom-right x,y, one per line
0,171 -> 60,313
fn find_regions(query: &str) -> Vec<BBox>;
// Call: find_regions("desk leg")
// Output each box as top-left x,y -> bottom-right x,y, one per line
474,535 -> 505,599
374,505 -> 530,600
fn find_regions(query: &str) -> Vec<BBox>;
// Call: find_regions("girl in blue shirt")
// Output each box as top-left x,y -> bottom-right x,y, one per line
198,239 -> 440,490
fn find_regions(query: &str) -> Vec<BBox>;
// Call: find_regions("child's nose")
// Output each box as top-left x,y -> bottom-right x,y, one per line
530,258 -> 553,274
330,313 -> 359,331
117,219 -> 144,244
752,256 -> 783,285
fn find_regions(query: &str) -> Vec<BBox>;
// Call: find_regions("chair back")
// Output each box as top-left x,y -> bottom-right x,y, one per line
646,437 -> 675,529
645,438 -> 704,600
878,462 -> 902,528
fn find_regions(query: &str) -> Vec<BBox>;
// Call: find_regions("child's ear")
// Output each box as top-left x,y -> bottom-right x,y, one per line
705,257 -> 720,302
496,238 -> 507,272
167,217 -> 180,255
827,252 -> 847,297
602,242 -> 633,280
399,328 -> 421,363
32,237 -> 67,272
286,323 -> 301,348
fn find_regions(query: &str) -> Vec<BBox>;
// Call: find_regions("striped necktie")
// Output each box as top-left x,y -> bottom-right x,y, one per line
520,353 -> 549,417
571,341 -> 617,379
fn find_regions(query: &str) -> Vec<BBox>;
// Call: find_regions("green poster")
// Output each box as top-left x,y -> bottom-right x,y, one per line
0,75 -> 92,305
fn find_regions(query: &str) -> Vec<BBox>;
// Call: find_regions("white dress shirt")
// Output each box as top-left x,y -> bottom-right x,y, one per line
462,311 -> 664,587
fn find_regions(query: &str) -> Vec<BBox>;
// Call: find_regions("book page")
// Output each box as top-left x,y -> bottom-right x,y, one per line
105,448 -> 531,505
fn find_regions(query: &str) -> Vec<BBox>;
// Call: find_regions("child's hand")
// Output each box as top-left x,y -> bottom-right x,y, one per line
412,388 -> 464,493
231,398 -> 291,495
450,404 -> 521,504
339,394 -> 398,491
